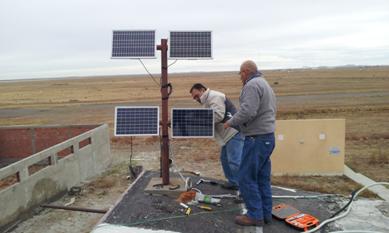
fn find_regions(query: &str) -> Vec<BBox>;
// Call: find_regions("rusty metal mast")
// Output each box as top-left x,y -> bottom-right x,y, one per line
157,39 -> 170,185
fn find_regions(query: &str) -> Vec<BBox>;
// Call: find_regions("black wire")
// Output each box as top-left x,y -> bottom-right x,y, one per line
129,136 -> 136,178
138,59 -> 160,87
168,59 -> 178,68
329,189 -> 358,218
98,207 -> 241,227
130,136 -> 133,163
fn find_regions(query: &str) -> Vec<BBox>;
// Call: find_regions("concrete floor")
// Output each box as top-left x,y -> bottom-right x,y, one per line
94,171 -> 345,233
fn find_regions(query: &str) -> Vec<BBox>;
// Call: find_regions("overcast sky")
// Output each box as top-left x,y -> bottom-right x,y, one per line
0,0 -> 388,80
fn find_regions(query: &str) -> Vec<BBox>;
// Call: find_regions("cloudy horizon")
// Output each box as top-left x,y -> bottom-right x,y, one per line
1,0 -> 388,80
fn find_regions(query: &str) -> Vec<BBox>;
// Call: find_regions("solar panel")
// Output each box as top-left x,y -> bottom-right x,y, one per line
172,108 -> 214,138
111,30 -> 156,58
169,31 -> 212,59
114,106 -> 159,136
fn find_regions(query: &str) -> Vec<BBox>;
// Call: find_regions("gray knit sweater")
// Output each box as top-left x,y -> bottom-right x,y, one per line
227,75 -> 276,136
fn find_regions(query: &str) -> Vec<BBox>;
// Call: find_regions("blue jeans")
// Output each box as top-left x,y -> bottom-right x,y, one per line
220,132 -> 244,186
238,133 -> 275,220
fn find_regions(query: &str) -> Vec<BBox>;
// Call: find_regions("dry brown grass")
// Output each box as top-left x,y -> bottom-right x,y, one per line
84,162 -> 129,194
0,174 -> 18,191
1,67 -> 388,108
1,66 -> 389,194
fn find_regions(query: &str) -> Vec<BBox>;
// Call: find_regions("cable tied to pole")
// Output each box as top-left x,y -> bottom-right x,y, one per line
161,83 -> 173,100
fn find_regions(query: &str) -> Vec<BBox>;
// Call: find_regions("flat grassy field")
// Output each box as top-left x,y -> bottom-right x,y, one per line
1,66 -> 388,195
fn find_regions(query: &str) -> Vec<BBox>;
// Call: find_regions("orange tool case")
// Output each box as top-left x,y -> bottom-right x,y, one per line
272,203 -> 319,231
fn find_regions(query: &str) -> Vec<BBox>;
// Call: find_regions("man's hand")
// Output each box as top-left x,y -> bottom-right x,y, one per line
223,122 -> 230,129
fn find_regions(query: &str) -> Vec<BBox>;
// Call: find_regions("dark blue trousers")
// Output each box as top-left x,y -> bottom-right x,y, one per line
238,133 -> 275,220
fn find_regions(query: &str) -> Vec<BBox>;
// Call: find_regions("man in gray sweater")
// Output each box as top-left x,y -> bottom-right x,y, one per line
224,60 -> 276,226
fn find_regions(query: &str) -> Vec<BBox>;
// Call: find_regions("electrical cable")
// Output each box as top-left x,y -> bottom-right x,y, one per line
329,231 -> 384,233
304,182 -> 389,233
128,136 -> 136,178
117,207 -> 241,227
329,190 -> 357,218
168,140 -> 187,184
94,208 -> 241,230
168,59 -> 178,68
272,194 -> 341,199
138,59 -> 160,87
272,185 -> 297,193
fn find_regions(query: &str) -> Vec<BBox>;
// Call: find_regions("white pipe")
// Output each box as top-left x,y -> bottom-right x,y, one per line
272,185 -> 297,193
304,182 -> 389,233
272,194 -> 339,199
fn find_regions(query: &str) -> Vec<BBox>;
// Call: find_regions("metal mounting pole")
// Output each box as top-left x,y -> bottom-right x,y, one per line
157,39 -> 170,185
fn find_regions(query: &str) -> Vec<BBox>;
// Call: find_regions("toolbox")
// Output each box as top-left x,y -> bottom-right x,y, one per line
272,203 -> 319,231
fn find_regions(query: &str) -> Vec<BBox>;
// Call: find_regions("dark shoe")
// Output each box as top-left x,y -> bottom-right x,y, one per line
264,217 -> 272,224
235,215 -> 264,226
234,197 -> 244,204
221,182 -> 239,190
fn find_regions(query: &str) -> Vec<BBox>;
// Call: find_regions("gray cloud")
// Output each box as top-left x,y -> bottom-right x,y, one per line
0,0 -> 388,80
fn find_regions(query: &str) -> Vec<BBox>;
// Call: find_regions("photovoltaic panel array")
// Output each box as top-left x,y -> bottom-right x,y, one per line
169,31 -> 212,59
172,108 -> 214,138
111,30 -> 156,58
115,106 -> 159,136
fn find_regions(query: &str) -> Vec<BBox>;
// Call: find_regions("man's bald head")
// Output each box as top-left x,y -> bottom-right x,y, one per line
239,60 -> 258,85
240,60 -> 258,76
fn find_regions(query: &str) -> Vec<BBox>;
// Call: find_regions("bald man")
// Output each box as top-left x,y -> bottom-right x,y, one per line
224,60 -> 276,226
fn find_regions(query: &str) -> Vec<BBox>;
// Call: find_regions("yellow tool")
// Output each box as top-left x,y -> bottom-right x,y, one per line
198,205 -> 213,211
180,203 -> 192,215
185,207 -> 192,215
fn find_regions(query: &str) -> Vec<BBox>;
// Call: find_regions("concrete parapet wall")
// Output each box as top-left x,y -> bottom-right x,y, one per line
272,119 -> 345,176
0,124 -> 112,230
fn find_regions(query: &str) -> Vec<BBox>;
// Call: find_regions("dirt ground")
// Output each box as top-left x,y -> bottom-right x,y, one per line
1,66 -> 389,232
